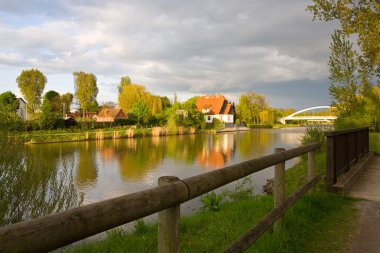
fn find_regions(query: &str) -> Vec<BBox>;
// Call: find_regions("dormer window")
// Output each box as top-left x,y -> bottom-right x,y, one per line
202,108 -> 210,113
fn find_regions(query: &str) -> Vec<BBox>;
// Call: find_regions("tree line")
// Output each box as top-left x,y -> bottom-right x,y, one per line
0,68 -> 296,130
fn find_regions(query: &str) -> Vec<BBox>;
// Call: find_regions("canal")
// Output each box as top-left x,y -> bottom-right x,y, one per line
0,128 -> 304,225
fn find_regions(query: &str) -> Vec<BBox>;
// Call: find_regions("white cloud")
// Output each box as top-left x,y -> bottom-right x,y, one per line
0,0 -> 337,107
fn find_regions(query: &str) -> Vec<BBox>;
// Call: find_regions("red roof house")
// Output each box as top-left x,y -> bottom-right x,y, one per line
96,108 -> 127,122
196,94 -> 235,123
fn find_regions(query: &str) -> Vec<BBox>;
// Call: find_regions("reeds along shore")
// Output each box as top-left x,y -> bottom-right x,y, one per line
26,127 -> 198,144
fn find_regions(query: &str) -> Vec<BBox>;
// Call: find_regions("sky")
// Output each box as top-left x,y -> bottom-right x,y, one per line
0,0 -> 338,110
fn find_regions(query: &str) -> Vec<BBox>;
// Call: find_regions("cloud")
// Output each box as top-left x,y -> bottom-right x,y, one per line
0,0 -> 336,107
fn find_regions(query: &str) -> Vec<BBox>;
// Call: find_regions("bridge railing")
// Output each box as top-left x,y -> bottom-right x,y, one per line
0,143 -> 321,253
325,127 -> 369,190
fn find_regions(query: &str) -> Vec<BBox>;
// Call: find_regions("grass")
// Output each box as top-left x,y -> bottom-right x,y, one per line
65,149 -> 358,253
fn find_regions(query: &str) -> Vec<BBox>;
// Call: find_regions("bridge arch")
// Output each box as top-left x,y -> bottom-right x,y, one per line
280,106 -> 336,124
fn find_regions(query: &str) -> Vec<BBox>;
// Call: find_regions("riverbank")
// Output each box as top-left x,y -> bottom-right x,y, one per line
64,151 -> 358,253
22,127 -> 197,144
21,123 -> 303,144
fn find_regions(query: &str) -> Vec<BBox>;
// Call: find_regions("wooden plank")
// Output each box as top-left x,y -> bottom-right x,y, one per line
223,175 -> 321,253
325,127 -> 368,137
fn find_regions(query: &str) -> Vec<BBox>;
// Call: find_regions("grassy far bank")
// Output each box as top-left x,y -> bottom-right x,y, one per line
65,150 -> 358,253
19,124 -> 299,144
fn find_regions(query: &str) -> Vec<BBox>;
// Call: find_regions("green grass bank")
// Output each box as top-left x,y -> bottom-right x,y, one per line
65,149 -> 359,253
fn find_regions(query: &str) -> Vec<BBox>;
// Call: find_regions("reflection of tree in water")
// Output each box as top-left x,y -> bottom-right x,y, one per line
165,134 -> 206,163
75,142 -> 98,186
197,133 -> 236,168
0,132 -> 82,226
237,130 -> 274,159
118,138 -> 165,180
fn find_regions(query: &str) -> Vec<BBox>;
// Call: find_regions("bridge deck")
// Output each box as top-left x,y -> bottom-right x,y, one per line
347,155 -> 380,201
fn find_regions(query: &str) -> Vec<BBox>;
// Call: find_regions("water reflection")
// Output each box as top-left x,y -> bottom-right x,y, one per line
197,134 -> 236,168
0,138 -> 82,226
0,128 -> 304,223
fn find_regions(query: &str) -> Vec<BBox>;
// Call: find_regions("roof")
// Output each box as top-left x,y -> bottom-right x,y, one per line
97,108 -> 127,122
17,97 -> 26,104
97,108 -> 125,118
196,94 -> 234,115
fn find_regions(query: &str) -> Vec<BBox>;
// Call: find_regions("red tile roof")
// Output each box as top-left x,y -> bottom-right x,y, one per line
196,94 -> 234,115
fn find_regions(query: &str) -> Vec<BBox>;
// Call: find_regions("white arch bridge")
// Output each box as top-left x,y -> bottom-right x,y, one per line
279,106 -> 337,124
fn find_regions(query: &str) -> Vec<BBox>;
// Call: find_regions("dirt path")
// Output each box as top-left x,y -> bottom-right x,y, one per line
350,201 -> 380,253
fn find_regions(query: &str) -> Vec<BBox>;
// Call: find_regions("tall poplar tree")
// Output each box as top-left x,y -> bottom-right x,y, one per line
16,69 -> 46,113
73,71 -> 98,118
328,30 -> 359,118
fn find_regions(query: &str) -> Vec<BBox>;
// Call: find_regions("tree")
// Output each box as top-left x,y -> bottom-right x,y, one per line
16,69 -> 46,113
118,82 -> 164,117
363,85 -> 380,131
307,1 -> 379,128
60,93 -> 73,116
43,90 -> 62,113
237,92 -> 268,125
328,30 -> 360,117
73,71 -> 98,118
165,96 -> 204,129
307,0 -> 379,75
118,83 -> 148,113
132,101 -> 149,125
161,96 -> 171,109
40,91 -> 62,129
118,76 -> 131,94
100,101 -> 117,109
0,91 -> 19,113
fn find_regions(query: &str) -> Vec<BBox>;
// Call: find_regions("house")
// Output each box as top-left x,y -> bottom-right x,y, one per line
96,108 -> 127,122
16,97 -> 27,120
196,94 -> 235,123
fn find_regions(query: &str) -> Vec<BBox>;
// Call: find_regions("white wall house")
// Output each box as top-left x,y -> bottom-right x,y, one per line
17,97 -> 27,120
196,94 -> 235,124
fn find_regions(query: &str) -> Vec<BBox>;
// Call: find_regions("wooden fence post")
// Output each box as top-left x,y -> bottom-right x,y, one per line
158,176 -> 180,253
274,148 -> 285,232
308,150 -> 316,192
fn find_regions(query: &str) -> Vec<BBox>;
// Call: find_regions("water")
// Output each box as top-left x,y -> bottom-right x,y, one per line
0,128 -> 304,226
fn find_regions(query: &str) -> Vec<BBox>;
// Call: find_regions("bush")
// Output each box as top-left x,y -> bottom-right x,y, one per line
334,117 -> 368,130
300,124 -> 331,147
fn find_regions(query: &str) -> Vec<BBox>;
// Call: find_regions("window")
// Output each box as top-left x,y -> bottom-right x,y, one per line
207,116 -> 211,121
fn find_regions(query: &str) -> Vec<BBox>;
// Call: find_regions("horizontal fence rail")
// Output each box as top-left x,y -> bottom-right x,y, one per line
325,127 -> 369,189
0,143 -> 320,253
223,175 -> 321,253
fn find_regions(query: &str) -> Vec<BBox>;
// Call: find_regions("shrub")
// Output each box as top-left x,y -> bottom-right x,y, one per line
200,191 -> 225,212
300,124 -> 331,147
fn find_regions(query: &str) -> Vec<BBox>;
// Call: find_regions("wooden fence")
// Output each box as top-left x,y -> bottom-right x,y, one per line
325,127 -> 369,190
0,143 -> 321,253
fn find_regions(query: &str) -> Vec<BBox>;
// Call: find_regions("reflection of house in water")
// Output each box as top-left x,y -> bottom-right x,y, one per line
197,133 -> 236,168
